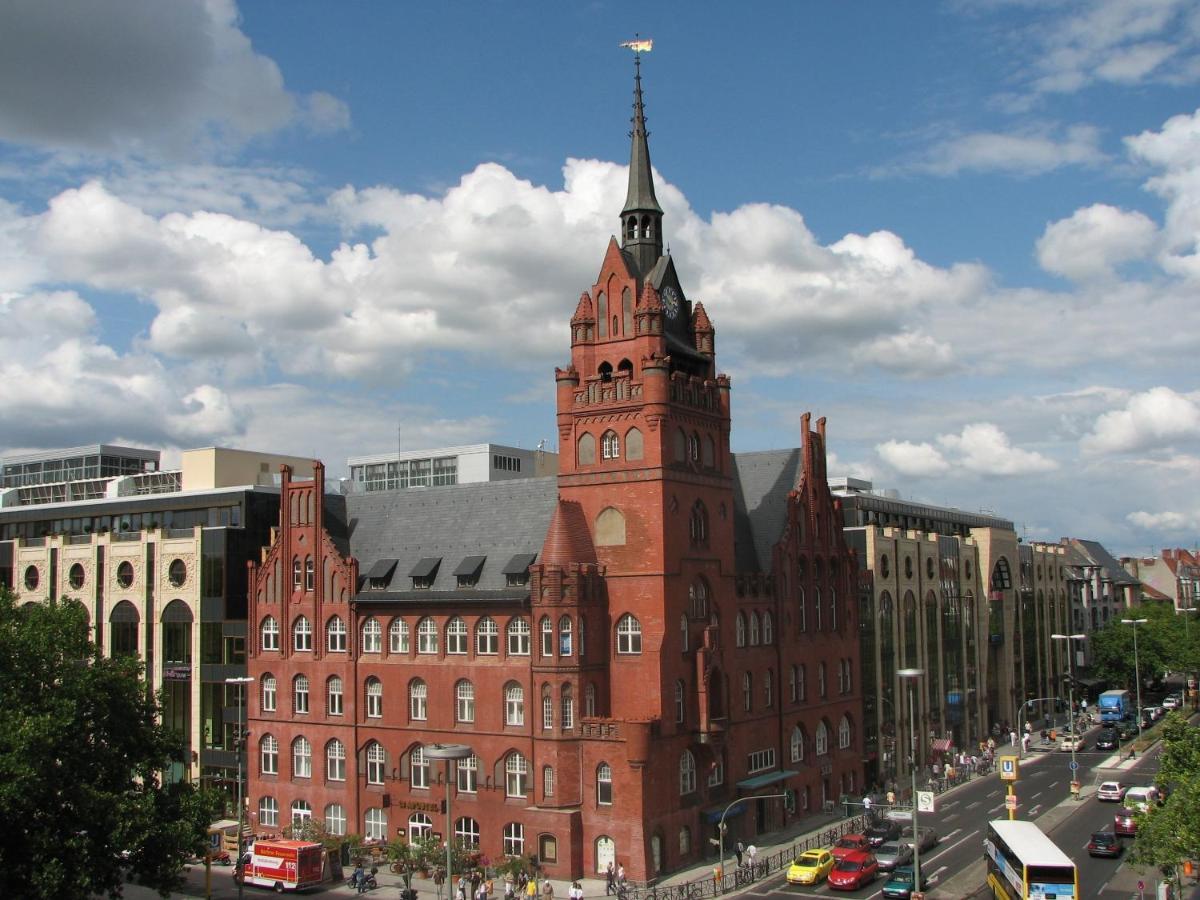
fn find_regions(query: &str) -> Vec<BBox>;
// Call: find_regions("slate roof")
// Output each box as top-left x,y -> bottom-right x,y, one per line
341,476 -> 558,601
731,448 -> 803,573
1066,538 -> 1141,586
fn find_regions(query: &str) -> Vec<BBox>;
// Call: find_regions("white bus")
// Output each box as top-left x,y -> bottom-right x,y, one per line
984,820 -> 1078,899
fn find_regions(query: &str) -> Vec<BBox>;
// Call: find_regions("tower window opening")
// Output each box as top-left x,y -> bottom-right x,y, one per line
642,215 -> 651,238
627,217 -> 637,240
599,362 -> 613,383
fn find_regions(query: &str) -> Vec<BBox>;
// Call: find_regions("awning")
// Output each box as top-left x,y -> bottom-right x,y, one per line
735,769 -> 799,790
364,558 -> 398,580
931,738 -> 953,752
453,555 -> 487,577
408,557 -> 442,578
502,553 -> 538,575
703,803 -> 747,824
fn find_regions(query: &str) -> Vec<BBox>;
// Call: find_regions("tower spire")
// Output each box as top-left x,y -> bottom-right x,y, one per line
619,38 -> 664,277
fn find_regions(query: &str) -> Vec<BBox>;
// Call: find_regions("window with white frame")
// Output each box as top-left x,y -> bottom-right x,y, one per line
844,658 -> 852,693
838,715 -> 852,749
455,817 -> 480,851
559,615 -> 573,656
304,556 -> 314,591
790,726 -> 805,763
798,586 -> 806,632
675,680 -> 685,724
456,680 -> 475,723
390,618 -> 409,653
764,668 -> 773,707
292,736 -> 311,778
409,813 -> 433,842
679,750 -> 697,795
788,665 -> 798,704
262,675 -> 277,712
446,617 -> 468,655
505,682 -> 524,726
327,739 -> 346,781
542,765 -> 555,798
325,804 -> 346,836
747,748 -> 776,773
365,808 -> 387,841
616,614 -> 642,654
815,721 -> 829,755
457,754 -> 477,793
261,734 -> 278,774
476,616 -> 499,654
327,616 -> 346,652
293,616 -> 312,651
366,677 -> 383,718
293,675 -> 309,714
259,796 -> 278,827
814,587 -> 822,630
366,742 -> 385,784
327,676 -> 343,716
292,800 -> 312,830
540,616 -> 553,657
798,664 -> 807,701
707,752 -> 724,786
601,430 -> 620,459
735,613 -> 746,647
680,613 -> 689,652
292,558 -> 301,590
561,684 -> 574,730
818,661 -> 827,698
542,687 -> 553,730
749,612 -> 760,645
409,679 -> 427,721
362,618 -> 382,653
597,762 -> 613,805
411,746 -> 429,788
505,752 -> 528,797
261,616 -> 279,651
830,587 -> 838,630
417,617 -> 438,654
507,617 -> 531,655
690,579 -> 709,619
762,611 -> 774,645
742,672 -> 752,711
503,822 -> 525,857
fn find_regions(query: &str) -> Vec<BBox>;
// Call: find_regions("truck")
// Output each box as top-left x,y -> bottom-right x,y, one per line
1098,689 -> 1132,724
235,839 -> 324,893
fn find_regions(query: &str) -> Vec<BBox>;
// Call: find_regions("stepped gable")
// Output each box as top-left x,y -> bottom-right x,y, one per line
731,448 -> 803,573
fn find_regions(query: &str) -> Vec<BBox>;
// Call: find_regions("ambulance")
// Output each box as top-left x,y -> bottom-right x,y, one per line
235,839 -> 325,892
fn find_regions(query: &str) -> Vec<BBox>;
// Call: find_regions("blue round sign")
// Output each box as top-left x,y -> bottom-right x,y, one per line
1069,761 -> 1079,771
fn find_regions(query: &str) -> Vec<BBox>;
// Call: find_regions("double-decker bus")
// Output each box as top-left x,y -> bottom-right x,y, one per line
984,820 -> 1077,899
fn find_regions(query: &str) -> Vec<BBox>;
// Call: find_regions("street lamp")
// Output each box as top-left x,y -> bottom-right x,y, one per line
715,792 -> 787,892
898,669 -> 924,895
1050,634 -> 1086,798
1016,696 -> 1057,758
425,743 -> 474,900
225,675 -> 254,900
1121,619 -> 1148,739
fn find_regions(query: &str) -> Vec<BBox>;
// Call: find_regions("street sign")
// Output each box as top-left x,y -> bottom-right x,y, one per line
916,791 -> 936,813
1000,756 -> 1019,781
1005,794 -> 1017,810
1069,761 -> 1079,771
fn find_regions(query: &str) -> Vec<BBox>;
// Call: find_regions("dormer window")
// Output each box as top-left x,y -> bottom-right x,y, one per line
363,559 -> 398,592
454,556 -> 486,589
409,557 -> 441,590
503,553 -> 537,587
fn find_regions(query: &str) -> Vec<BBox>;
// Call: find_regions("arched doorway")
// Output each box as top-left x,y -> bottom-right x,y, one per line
595,836 -> 615,874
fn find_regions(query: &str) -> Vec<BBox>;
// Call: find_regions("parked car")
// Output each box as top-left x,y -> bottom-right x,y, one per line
900,824 -> 939,854
786,849 -> 835,886
882,866 -> 930,900
873,841 -> 913,873
1150,705 -> 1165,721
827,851 -> 879,891
1124,786 -> 1161,811
1162,695 -> 1180,709
865,819 -> 901,848
1118,720 -> 1140,740
830,833 -> 872,861
1097,781 -> 1126,802
1096,729 -> 1120,751
1088,832 -> 1124,858
1114,807 -> 1138,837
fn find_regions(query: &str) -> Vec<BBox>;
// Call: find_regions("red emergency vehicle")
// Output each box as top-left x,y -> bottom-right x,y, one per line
235,839 -> 324,892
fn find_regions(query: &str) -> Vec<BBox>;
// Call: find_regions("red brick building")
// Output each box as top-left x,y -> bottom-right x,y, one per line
244,60 -> 861,881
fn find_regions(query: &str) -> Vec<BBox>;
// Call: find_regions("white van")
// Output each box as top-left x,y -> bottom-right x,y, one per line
1123,786 -> 1160,811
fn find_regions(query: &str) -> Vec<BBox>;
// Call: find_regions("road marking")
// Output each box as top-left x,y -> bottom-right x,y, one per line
1028,805 -> 1042,816
943,828 -> 961,840
940,800 -> 958,810
930,865 -> 948,882
1032,791 -> 1043,799
945,813 -> 958,822
966,801 -> 980,809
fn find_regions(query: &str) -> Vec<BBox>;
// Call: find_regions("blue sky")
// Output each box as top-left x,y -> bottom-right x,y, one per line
1,0 -> 1199,557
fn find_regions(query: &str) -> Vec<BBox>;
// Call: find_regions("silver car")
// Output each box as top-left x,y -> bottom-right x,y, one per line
901,825 -> 939,854
874,840 -> 914,873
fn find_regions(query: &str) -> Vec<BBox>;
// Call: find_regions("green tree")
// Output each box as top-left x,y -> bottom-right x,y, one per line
1127,713 -> 1200,877
1087,604 -> 1186,691
0,590 -> 221,899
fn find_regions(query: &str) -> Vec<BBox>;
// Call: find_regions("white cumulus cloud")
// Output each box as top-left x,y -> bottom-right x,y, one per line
1036,204 -> 1158,281
1081,386 -> 1200,454
876,440 -> 950,477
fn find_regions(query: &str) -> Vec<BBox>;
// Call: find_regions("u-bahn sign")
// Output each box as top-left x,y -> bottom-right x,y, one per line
999,756 -> 1019,782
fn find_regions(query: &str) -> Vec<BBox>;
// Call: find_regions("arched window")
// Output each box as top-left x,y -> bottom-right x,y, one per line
507,617 -> 531,655
390,617 -> 409,653
788,665 -> 798,704
585,682 -> 597,718
293,616 -> 312,651
816,721 -> 830,755
542,685 -> 553,730
543,766 -> 555,798
409,813 -> 433,843
365,677 -> 383,718
764,668 -> 773,707
411,746 -> 429,788
762,611 -> 774,645
559,615 -> 573,656
293,675 -> 309,714
446,616 -> 468,655
735,613 -> 746,647
259,797 -> 278,827
365,808 -> 388,841
675,679 -> 686,723
261,675 -> 277,712
598,361 -> 613,382
366,742 -> 386,784
456,680 -> 475,723
476,616 -> 499,654
625,426 -> 644,461
790,726 -> 805,763
742,672 -> 752,711
455,817 -> 481,850
798,664 -> 807,701
622,287 -> 633,335
327,616 -> 346,652
409,679 -> 427,720
595,507 -> 626,546
260,616 -> 279,651
680,613 -> 689,652
260,734 -> 278,774
504,822 -> 525,856
798,586 -> 807,632
540,616 -> 554,657
292,736 -> 311,778
327,676 -> 343,716
679,751 -> 697,795
577,432 -> 596,465
458,754 -> 478,793
304,556 -> 314,591
561,684 -> 574,729
417,617 -> 438,653
688,432 -> 700,462
292,557 -> 301,590
839,715 -> 852,749
818,661 -> 827,698
601,430 -> 620,460
749,611 -> 760,646
616,614 -> 642,654
830,587 -> 838,631
597,292 -> 608,338
689,579 -> 709,618
326,804 -> 346,836
814,586 -> 822,631
505,682 -> 525,726
597,762 -> 613,805
361,618 -> 381,653
689,501 -> 708,545
506,752 -> 528,798
679,826 -> 692,856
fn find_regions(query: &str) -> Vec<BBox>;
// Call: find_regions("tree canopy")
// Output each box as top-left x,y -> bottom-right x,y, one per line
1127,712 -> 1200,878
1086,603 -> 1200,692
0,589 -> 220,899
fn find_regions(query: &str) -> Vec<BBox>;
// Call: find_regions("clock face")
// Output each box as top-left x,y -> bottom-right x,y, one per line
661,286 -> 680,319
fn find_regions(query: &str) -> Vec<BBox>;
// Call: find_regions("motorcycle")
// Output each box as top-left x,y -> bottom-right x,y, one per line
348,869 -> 379,892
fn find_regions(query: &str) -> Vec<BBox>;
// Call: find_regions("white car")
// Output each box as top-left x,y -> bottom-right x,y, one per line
1124,786 -> 1160,811
1059,735 -> 1086,752
1097,781 -> 1125,802
1162,695 -> 1180,710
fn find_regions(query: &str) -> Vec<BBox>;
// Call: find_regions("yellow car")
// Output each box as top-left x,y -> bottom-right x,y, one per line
786,848 -> 835,885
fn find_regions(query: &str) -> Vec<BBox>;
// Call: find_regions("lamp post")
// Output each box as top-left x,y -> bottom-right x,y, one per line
225,676 -> 254,900
715,792 -> 787,892
898,669 -> 924,895
426,744 -> 474,900
1050,634 -> 1086,798
1016,696 -> 1058,758
1121,619 -> 1148,738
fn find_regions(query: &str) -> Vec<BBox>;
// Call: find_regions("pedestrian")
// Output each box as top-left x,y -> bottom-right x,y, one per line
505,876 -> 516,900
478,882 -> 489,900
1009,729 -> 1017,747
526,875 -> 538,900
457,884 -> 466,900
886,789 -> 896,806
746,845 -> 758,875
735,841 -> 744,867
605,862 -> 615,897
617,866 -> 627,900
542,879 -> 554,900
570,882 -> 583,900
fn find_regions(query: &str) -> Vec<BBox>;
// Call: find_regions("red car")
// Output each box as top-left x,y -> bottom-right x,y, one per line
827,850 -> 879,891
1114,807 -> 1137,837
830,834 -> 872,861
